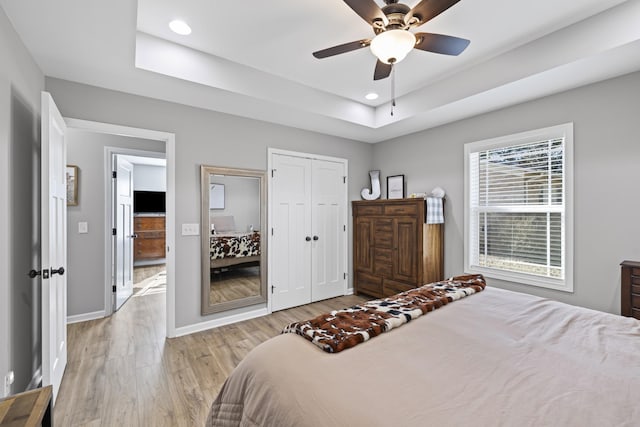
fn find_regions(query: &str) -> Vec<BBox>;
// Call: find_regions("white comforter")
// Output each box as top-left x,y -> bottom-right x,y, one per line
208,287 -> 640,426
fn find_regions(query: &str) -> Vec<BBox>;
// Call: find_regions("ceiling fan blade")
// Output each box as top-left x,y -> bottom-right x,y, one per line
343,0 -> 388,26
313,39 -> 371,59
374,60 -> 392,81
405,0 -> 461,27
414,33 -> 470,55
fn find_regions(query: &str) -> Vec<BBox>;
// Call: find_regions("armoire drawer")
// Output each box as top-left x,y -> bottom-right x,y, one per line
355,272 -> 383,298
384,203 -> 418,216
383,279 -> 415,296
354,204 -> 383,216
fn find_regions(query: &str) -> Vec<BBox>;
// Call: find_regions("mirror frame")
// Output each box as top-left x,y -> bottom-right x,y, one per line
200,165 -> 267,315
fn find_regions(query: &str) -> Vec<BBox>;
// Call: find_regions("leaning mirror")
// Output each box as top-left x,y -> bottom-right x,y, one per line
201,165 -> 267,315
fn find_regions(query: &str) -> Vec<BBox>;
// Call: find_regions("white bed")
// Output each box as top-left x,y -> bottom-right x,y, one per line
207,286 -> 640,426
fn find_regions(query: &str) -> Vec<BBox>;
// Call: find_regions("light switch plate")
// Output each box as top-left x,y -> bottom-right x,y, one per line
78,221 -> 88,234
182,223 -> 199,236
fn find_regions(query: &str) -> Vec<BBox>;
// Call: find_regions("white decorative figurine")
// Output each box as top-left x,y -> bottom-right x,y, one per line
361,170 -> 381,200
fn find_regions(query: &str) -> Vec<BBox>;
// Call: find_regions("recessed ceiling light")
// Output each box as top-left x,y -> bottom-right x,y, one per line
169,20 -> 192,36
365,93 -> 379,100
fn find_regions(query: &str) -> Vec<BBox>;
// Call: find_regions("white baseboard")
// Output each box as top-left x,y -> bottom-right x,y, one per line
173,307 -> 270,338
67,310 -> 105,324
346,288 -> 354,295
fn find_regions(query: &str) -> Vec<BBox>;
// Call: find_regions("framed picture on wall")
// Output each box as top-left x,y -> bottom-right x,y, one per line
387,174 -> 405,199
210,183 -> 225,209
66,165 -> 79,206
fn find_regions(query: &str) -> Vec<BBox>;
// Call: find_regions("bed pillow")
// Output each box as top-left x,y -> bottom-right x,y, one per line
211,215 -> 235,233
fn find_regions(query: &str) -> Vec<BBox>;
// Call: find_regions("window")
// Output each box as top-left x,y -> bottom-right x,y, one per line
464,123 -> 573,292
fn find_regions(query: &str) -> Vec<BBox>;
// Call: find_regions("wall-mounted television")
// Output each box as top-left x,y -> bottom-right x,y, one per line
134,191 -> 166,213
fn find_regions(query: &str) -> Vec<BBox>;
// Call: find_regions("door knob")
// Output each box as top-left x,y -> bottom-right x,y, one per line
305,236 -> 311,241
51,267 -> 65,276
28,269 -> 41,279
313,235 -> 319,241
130,233 -> 138,239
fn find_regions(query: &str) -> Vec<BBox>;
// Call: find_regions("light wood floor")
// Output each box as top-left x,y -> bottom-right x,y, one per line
55,288 -> 368,426
210,266 -> 260,304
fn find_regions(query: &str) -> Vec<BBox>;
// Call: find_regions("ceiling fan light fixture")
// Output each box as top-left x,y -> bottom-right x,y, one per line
370,29 -> 416,64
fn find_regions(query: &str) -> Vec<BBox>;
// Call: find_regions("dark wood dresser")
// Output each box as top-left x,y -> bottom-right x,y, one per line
620,260 -> 640,320
134,215 -> 166,262
352,198 -> 444,298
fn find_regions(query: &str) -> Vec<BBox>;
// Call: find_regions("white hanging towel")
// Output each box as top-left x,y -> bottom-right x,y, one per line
426,197 -> 444,224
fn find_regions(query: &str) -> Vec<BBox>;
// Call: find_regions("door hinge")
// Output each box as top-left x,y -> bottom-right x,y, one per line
344,272 -> 347,280
271,285 -> 275,294
112,171 -> 117,179
112,285 -> 116,292
343,176 -> 346,184
343,225 -> 346,232
271,227 -> 274,236
271,169 -> 276,178
112,228 -> 116,236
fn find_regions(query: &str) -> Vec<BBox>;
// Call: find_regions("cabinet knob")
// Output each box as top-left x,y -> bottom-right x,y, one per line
305,236 -> 311,241
313,235 -> 319,241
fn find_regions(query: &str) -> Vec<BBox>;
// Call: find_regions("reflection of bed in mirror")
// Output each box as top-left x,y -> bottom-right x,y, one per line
210,231 -> 261,269
208,213 -> 262,306
209,215 -> 260,269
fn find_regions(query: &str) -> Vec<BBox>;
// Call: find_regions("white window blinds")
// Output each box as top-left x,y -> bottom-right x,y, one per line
465,123 -> 573,291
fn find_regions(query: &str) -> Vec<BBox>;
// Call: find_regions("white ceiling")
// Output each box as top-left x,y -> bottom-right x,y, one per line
2,0 -> 640,143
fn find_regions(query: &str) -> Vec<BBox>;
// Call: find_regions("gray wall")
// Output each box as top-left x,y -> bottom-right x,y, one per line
46,77 -> 374,329
372,71 -> 640,315
209,175 -> 260,233
66,129 -> 165,316
0,7 -> 45,396
134,164 -> 166,192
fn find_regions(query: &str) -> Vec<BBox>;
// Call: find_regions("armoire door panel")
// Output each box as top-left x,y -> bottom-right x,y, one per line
355,218 -> 373,273
394,218 -> 418,282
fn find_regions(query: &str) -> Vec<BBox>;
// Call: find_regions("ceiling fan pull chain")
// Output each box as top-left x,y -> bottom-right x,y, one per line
391,64 -> 396,116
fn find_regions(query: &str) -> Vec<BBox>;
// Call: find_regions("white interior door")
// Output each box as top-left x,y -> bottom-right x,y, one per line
113,156 -> 134,311
41,92 -> 67,404
271,154 -> 312,311
311,159 -> 347,302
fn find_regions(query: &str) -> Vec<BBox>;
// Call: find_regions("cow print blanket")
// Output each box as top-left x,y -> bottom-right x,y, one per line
210,232 -> 260,260
282,274 -> 486,353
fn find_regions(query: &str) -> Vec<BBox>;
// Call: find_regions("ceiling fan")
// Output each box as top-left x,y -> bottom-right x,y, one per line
313,0 -> 470,81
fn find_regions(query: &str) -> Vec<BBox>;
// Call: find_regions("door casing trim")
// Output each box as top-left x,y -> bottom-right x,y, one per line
64,118 -> 176,338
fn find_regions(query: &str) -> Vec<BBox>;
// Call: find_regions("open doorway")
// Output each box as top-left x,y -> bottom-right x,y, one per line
112,153 -> 167,311
64,118 -> 176,337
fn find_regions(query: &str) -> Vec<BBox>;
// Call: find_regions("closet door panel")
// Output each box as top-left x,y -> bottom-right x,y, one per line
271,155 -> 312,311
311,159 -> 346,302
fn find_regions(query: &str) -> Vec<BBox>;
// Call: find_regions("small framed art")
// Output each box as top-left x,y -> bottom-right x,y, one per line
209,183 -> 225,209
387,174 -> 405,199
66,165 -> 79,206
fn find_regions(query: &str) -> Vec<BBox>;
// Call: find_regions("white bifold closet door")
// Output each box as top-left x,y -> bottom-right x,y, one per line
270,152 -> 347,311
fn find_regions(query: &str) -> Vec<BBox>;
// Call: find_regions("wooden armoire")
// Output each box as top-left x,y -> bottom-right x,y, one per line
352,198 -> 444,298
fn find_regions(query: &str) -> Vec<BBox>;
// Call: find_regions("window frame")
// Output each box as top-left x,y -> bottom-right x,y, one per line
464,123 -> 574,292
